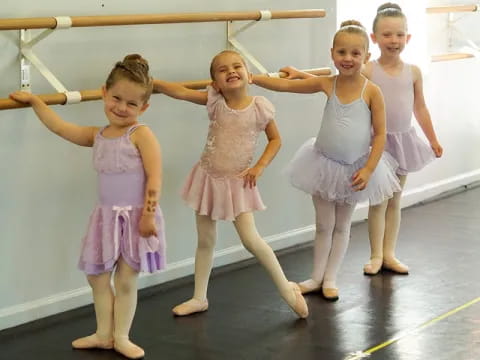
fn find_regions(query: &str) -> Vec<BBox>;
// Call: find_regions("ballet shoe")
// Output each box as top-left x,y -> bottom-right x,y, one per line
363,257 -> 383,276
172,298 -> 209,316
71,333 -> 114,350
297,279 -> 322,295
287,282 -> 309,318
382,258 -> 409,274
322,287 -> 339,302
114,337 -> 145,359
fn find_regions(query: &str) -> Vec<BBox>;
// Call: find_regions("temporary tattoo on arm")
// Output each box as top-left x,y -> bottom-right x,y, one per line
143,189 -> 159,215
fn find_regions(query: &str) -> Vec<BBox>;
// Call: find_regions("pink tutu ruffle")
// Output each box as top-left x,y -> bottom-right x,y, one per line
285,138 -> 401,205
386,127 -> 435,175
181,162 -> 266,221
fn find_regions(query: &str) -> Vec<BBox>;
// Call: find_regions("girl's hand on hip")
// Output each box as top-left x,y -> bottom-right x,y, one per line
239,165 -> 264,188
139,214 -> 158,237
351,167 -> 372,191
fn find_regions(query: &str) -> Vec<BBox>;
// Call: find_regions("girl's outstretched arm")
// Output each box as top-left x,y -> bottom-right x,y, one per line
412,66 -> 443,157
252,74 -> 329,94
9,92 -> 97,146
279,66 -> 316,80
352,83 -> 386,191
240,120 -> 281,189
132,126 -> 162,237
153,79 -> 208,105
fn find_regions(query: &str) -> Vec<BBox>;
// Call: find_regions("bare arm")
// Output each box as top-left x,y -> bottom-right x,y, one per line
9,92 -> 97,146
252,74 -> 330,94
153,79 -> 208,105
279,66 -> 316,80
352,83 -> 386,191
241,120 -> 281,188
132,126 -> 162,237
412,66 -> 443,157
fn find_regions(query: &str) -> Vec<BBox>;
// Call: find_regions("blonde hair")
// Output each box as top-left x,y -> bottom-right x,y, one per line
105,54 -> 153,102
209,50 -> 249,80
333,20 -> 369,51
372,2 -> 407,33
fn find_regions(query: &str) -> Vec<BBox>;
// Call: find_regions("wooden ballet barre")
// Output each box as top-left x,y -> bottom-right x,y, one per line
0,9 -> 325,30
0,67 -> 331,110
431,52 -> 475,62
426,4 -> 479,14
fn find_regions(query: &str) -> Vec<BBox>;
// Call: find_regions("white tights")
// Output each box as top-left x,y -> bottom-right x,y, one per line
192,212 -> 294,304
87,257 -> 139,341
368,174 -> 407,261
310,196 -> 356,289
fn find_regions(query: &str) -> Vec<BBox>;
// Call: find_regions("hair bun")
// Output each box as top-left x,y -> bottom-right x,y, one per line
377,2 -> 402,13
122,54 -> 149,72
340,20 -> 365,29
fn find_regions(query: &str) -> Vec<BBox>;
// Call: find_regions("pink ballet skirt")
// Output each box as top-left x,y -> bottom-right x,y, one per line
181,86 -> 273,221
182,162 -> 266,221
285,138 -> 401,205
386,127 -> 435,176
78,125 -> 166,275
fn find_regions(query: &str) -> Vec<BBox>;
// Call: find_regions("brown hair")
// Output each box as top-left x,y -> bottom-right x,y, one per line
105,54 -> 153,102
372,3 -> 407,33
209,50 -> 249,80
333,20 -> 369,51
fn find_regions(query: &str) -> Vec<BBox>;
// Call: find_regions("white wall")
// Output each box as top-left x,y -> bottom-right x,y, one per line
0,0 -> 337,329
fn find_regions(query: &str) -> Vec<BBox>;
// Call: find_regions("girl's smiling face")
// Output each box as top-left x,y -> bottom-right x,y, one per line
211,52 -> 251,93
331,32 -> 370,76
372,16 -> 411,58
102,78 -> 149,129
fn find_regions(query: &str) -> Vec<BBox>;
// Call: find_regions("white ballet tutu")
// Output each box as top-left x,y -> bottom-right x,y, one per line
284,138 -> 401,205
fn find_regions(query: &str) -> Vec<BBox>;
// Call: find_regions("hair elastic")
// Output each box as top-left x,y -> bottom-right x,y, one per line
378,7 -> 401,13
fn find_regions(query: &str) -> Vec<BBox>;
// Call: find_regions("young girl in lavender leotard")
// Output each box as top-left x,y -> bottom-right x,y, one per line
362,3 -> 443,276
11,54 -> 165,359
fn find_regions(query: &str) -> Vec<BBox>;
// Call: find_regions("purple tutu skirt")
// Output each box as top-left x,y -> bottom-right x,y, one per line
181,162 -> 266,221
78,205 -> 166,275
386,127 -> 435,175
285,138 -> 401,205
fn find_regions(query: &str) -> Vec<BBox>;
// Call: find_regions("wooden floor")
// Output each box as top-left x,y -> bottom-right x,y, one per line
1,185 -> 480,360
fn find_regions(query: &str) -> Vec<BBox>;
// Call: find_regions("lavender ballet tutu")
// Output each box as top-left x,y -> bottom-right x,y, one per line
78,204 -> 166,275
285,138 -> 401,205
386,127 -> 435,175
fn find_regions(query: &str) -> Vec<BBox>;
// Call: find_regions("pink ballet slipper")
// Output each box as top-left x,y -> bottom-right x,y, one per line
322,287 -> 339,302
71,333 -> 114,350
363,256 -> 383,276
382,258 -> 409,274
297,279 -> 322,295
287,282 -> 309,318
172,298 -> 209,316
114,337 -> 145,359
